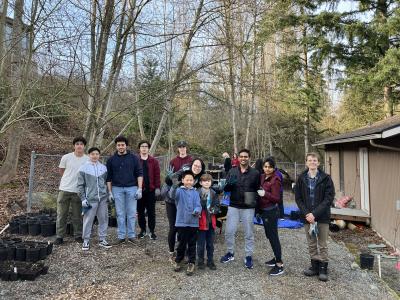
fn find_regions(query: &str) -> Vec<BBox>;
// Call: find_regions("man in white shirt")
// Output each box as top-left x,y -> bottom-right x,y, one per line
55,137 -> 89,245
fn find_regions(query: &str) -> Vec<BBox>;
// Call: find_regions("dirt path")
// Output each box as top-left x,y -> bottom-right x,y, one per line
0,203 -> 397,300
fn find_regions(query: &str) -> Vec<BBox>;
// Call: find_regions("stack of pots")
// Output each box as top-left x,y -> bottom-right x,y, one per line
0,261 -> 49,281
0,238 -> 53,263
8,213 -> 56,237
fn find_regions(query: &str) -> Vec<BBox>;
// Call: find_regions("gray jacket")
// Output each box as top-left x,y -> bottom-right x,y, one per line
77,161 -> 108,203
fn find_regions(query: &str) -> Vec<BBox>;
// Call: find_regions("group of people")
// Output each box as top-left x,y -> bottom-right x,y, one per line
54,136 -> 334,281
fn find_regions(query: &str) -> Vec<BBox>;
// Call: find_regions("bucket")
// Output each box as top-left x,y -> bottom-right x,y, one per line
360,253 -> 374,270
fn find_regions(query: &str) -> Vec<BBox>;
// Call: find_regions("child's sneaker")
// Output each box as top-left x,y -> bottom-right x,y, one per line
149,232 -> 157,240
207,261 -> 217,270
82,241 -> 90,251
99,240 -> 112,249
173,261 -> 182,272
220,252 -> 234,263
244,256 -> 253,269
269,264 -> 284,276
186,263 -> 195,276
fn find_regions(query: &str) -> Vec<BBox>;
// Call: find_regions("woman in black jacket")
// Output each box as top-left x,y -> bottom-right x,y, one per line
164,158 -> 205,262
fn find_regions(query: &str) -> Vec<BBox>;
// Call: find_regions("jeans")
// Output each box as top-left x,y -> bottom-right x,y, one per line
112,186 -> 138,239
304,223 -> 329,262
175,227 -> 197,264
261,207 -> 283,263
225,206 -> 255,257
137,190 -> 156,233
56,191 -> 82,238
197,227 -> 215,263
82,197 -> 108,242
166,201 -> 178,252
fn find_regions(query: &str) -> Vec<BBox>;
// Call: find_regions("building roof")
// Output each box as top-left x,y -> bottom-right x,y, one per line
314,115 -> 400,146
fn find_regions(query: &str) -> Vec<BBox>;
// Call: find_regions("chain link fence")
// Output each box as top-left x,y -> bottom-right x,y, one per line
26,151 -> 311,212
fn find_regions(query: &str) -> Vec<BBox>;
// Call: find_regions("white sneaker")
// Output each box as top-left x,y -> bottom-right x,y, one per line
99,240 -> 112,249
82,241 -> 90,251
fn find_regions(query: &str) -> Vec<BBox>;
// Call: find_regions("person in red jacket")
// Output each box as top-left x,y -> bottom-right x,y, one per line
231,153 -> 239,168
258,157 -> 284,276
169,140 -> 193,172
197,174 -> 220,270
137,140 -> 161,240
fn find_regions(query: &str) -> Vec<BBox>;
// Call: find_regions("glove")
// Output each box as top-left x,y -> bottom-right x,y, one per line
257,189 -> 265,197
135,188 -> 143,200
82,199 -> 90,208
155,188 -> 161,197
108,193 -> 114,203
308,222 -> 319,237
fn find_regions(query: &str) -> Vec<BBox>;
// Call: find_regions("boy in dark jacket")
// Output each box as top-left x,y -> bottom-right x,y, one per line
197,174 -> 220,270
295,153 -> 335,282
173,170 -> 202,276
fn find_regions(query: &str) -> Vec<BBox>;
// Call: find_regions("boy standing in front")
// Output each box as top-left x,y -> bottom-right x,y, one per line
172,170 -> 202,276
77,147 -> 112,251
55,137 -> 89,245
295,152 -> 334,281
197,174 -> 220,270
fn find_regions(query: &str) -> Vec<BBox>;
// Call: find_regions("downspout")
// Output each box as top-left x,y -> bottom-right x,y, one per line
369,140 -> 400,152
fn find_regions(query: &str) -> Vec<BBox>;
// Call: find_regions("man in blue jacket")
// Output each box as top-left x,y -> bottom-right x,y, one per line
107,136 -> 143,244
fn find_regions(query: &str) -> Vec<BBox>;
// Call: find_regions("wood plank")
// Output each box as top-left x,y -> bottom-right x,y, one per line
330,207 -> 371,224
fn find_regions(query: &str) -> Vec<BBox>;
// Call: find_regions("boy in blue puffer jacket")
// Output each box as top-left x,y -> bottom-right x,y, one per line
77,147 -> 112,251
172,170 -> 202,276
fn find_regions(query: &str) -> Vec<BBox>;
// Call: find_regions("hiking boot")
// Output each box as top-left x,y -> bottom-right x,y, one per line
319,261 -> 328,282
220,252 -> 234,263
207,261 -> 217,270
186,263 -> 195,276
138,231 -> 146,239
244,256 -> 253,269
113,239 -> 125,245
82,240 -> 90,251
173,261 -> 182,272
265,258 -> 276,267
75,237 -> 83,243
169,251 -> 176,264
269,264 -> 284,276
99,240 -> 112,249
304,259 -> 320,276
197,260 -> 205,270
149,232 -> 157,240
127,238 -> 136,244
54,238 -> 63,245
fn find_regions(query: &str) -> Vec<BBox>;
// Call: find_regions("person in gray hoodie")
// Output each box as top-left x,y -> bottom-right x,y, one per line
77,147 -> 112,251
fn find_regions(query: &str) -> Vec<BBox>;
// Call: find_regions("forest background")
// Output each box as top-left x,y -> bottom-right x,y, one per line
0,0 -> 399,184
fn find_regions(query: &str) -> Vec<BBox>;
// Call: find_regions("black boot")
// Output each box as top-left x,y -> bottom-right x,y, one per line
303,259 -> 319,276
319,261 -> 328,281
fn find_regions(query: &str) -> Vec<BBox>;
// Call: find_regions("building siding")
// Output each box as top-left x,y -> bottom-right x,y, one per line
342,149 -> 361,209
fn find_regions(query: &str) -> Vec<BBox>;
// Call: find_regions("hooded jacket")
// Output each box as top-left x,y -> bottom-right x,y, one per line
137,154 -> 161,192
175,186 -> 202,227
295,169 -> 335,223
77,161 -> 108,203
259,171 -> 281,210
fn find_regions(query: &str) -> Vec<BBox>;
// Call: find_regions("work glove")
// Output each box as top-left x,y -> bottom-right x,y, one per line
82,199 -> 90,208
257,189 -> 265,197
135,188 -> 143,200
155,188 -> 161,197
108,192 -> 114,203
308,222 -> 319,237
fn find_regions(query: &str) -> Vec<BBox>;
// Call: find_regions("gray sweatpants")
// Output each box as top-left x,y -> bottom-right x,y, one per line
82,198 -> 108,242
225,206 -> 255,257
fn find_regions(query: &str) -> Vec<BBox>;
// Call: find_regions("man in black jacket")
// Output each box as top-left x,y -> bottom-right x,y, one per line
220,149 -> 260,269
295,152 -> 334,281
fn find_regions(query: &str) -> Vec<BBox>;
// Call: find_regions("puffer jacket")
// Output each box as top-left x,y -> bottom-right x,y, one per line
175,186 -> 202,227
295,169 -> 335,223
77,161 -> 108,203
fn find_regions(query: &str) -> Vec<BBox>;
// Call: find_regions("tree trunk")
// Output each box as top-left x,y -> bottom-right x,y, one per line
0,0 -> 8,80
149,0 -> 205,155
301,10 -> 310,156
133,26 -> 146,139
383,85 -> 393,118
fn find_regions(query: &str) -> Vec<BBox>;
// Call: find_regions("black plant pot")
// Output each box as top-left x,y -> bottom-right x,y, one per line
28,222 -> 41,236
38,245 -> 47,260
26,247 -> 40,262
8,272 -> 18,281
15,245 -> 26,261
19,222 -> 28,235
7,245 -> 16,260
0,247 -> 8,261
46,242 -> 53,255
41,222 -> 55,237
1,271 -> 10,281
19,269 -> 38,281
41,265 -> 49,275
11,238 -> 22,243
108,217 -> 117,227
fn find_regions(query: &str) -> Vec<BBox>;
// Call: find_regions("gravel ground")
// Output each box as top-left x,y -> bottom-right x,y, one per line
0,202 -> 398,300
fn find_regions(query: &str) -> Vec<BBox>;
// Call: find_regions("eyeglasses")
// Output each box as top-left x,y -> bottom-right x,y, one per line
239,155 -> 249,158
264,165 -> 274,169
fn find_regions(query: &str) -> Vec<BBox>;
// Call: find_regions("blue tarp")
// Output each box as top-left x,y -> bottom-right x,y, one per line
253,217 -> 303,229
284,204 -> 299,216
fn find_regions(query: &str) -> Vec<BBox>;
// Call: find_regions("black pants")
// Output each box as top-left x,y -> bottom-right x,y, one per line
278,191 -> 284,218
197,226 -> 215,263
261,207 -> 283,263
137,190 -> 156,233
166,201 -> 178,252
176,227 -> 197,264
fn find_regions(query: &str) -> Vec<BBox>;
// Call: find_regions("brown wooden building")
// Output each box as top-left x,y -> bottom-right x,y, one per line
314,115 -> 400,248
